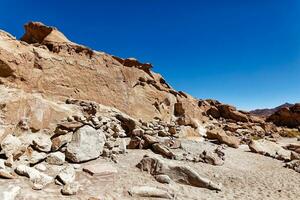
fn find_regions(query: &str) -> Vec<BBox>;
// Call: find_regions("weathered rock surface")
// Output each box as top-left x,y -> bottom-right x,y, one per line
249,139 -> 291,161
206,127 -> 240,148
15,165 -> 53,190
83,163 -> 117,176
0,134 -> 22,157
128,186 -> 174,199
137,155 -> 222,191
56,165 -> 75,185
61,182 -> 80,195
65,125 -> 106,163
46,152 -> 65,165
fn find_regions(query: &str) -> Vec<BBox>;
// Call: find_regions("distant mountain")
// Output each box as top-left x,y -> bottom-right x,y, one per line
250,103 -> 293,117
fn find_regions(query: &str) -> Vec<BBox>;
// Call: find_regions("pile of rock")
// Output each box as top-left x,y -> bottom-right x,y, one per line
198,99 -> 287,143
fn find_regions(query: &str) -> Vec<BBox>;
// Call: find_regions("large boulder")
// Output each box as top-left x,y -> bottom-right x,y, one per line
21,22 -> 71,44
0,134 -> 22,157
65,125 -> 106,163
206,128 -> 240,148
248,139 -> 291,161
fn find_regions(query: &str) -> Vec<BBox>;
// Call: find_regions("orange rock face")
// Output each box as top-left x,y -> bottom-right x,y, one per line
0,22 -> 206,126
267,104 -> 300,128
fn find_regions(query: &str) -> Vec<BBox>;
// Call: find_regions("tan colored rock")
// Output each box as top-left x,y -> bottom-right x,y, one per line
15,164 -> 53,190
0,134 -> 22,158
0,86 -> 78,134
206,128 -> 240,148
152,143 -> 175,159
217,104 -> 249,122
0,169 -> 15,179
65,125 -> 106,163
82,162 -> 118,176
0,22 -> 207,125
128,186 -> 174,199
51,132 -> 73,151
137,155 -> 221,191
46,152 -> 65,165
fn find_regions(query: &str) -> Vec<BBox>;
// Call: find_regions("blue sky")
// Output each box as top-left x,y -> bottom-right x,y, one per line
1,0 -> 299,110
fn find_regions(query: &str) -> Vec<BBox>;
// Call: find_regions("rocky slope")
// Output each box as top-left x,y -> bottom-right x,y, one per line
0,22 -> 300,200
250,103 -> 293,117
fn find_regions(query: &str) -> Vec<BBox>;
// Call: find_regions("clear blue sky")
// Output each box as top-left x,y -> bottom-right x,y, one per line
1,0 -> 299,110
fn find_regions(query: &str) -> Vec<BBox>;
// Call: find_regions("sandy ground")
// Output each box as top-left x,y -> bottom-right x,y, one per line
2,138 -> 300,200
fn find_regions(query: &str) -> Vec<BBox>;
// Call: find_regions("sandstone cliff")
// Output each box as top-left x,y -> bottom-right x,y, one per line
0,22 -> 206,129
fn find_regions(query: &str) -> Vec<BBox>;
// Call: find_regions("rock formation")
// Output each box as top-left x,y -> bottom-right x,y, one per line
0,22 -> 300,199
267,103 -> 300,128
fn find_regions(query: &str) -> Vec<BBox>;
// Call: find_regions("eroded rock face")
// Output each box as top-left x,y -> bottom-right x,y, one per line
0,22 -> 207,125
21,22 -> 71,44
65,125 -> 106,163
267,104 -> 300,128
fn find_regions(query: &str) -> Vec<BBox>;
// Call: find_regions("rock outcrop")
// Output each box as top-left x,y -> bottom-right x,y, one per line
0,21 -> 207,132
0,21 -> 300,199
267,104 -> 300,128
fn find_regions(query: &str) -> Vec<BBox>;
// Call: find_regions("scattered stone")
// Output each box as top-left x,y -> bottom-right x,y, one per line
15,165 -> 53,190
61,182 -> 80,195
285,160 -> 300,173
0,169 -> 15,179
51,132 -> 73,151
132,128 -> 144,137
128,186 -> 174,199
56,165 -> 76,185
206,128 -> 240,148
200,150 -> 225,166
155,174 -> 171,184
34,163 -> 47,172
83,163 -> 118,176
0,185 -> 21,200
19,149 -> 47,165
143,134 -> 159,146
137,155 -> 221,191
46,152 -> 65,165
65,125 -> 106,163
291,151 -> 300,160
152,143 -> 175,159
32,133 -> 52,152
1,134 -> 22,158
249,139 -> 291,161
